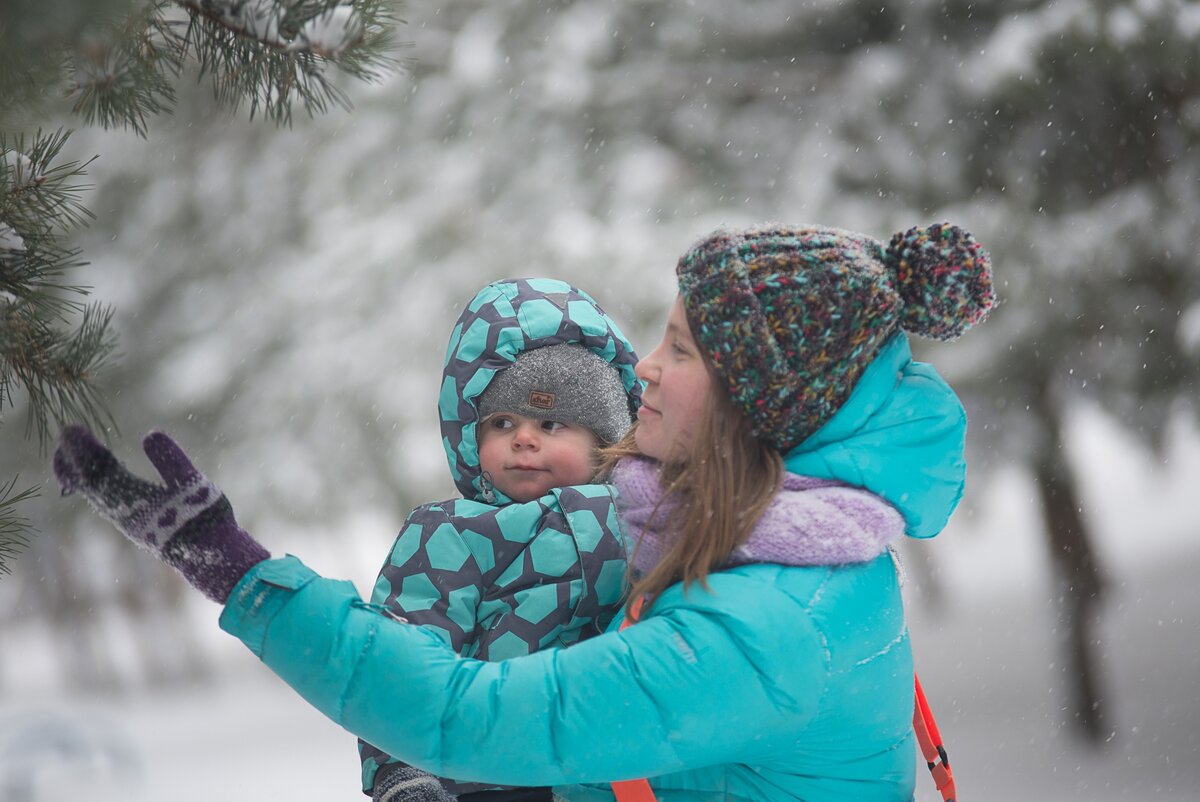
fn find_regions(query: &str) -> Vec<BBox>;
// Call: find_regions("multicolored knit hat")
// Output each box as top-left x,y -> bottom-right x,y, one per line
676,222 -> 995,453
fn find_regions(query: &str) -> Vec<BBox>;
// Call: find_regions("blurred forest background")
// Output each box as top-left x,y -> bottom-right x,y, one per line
2,0 -> 1199,800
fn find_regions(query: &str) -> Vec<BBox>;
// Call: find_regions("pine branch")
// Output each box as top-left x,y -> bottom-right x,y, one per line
0,238 -> 93,323
175,0 -> 402,124
1,129 -> 117,447
1,130 -> 99,324
1,129 -> 97,235
1,301 -> 118,446
0,1 -> 403,580
6,1 -> 403,135
0,478 -> 37,577
0,0 -> 137,125
65,2 -> 181,137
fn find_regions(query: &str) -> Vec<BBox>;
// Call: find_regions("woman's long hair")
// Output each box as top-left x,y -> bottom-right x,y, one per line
601,360 -> 784,612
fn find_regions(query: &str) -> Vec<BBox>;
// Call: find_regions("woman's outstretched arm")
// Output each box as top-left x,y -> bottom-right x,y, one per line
221,555 -> 827,787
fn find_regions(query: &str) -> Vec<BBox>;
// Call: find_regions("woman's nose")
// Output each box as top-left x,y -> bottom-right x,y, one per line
634,348 -> 660,383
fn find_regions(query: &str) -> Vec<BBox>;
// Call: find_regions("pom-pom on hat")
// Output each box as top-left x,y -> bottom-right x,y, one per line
477,343 -> 633,445
676,221 -> 995,452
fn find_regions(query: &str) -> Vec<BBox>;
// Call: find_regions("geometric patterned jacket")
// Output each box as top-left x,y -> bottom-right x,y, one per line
358,277 -> 642,795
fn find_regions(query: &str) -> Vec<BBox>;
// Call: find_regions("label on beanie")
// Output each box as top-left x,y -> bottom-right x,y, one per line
528,390 -> 556,410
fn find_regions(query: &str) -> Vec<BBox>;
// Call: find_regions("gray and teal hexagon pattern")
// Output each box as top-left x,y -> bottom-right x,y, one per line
439,277 -> 642,503
359,278 -> 641,795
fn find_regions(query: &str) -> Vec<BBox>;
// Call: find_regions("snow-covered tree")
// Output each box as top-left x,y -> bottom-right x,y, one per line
6,1 -> 1195,725
0,0 -> 400,577
822,0 -> 1200,741
0,128 -> 113,576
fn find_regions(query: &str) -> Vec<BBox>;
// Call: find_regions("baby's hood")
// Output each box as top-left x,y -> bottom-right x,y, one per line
439,278 -> 641,503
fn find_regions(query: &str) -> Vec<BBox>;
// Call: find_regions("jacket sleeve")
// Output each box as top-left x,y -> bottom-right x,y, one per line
221,556 -> 828,788
358,506 -> 486,793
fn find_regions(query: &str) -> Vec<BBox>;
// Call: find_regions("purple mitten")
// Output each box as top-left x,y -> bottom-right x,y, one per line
54,425 -> 270,603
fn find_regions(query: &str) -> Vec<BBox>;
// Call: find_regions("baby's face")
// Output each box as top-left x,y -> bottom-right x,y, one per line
477,413 -> 599,502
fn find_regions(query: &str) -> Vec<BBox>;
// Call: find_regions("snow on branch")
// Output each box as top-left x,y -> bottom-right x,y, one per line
179,0 -> 368,56
291,6 -> 365,57
178,0 -> 290,49
16,0 -> 400,135
0,130 -> 96,236
175,0 -> 401,124
0,223 -> 27,258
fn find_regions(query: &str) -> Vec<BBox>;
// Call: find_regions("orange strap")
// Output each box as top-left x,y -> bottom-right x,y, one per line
611,779 -> 658,802
610,600 -> 958,802
914,673 -> 958,801
611,600 -> 657,802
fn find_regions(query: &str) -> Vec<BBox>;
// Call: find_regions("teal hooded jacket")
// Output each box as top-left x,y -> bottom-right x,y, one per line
219,332 -> 967,802
359,277 -> 642,794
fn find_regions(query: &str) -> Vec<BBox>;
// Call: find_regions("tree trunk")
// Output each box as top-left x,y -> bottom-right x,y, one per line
1033,387 -> 1109,743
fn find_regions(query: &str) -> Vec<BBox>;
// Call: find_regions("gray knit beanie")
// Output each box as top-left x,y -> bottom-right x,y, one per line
477,344 -> 633,445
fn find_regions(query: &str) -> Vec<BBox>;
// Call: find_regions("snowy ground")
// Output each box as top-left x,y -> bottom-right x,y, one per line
2,407 -> 1198,801
906,554 -> 1200,801
2,553 -> 1196,802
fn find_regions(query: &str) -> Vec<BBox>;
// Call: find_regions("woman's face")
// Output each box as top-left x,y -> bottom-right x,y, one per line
633,297 -> 715,462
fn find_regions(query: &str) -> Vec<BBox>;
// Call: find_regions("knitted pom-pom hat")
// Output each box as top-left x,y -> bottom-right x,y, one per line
676,221 -> 995,453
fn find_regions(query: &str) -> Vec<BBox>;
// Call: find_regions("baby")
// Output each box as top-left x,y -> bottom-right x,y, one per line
359,278 -> 641,802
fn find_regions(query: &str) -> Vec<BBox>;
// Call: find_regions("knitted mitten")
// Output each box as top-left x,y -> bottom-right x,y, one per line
53,425 -> 270,604
372,763 -> 457,802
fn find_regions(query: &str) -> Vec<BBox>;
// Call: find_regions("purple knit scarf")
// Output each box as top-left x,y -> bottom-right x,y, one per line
610,457 -> 904,576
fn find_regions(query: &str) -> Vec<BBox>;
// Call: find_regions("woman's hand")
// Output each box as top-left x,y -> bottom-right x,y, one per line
54,424 -> 270,603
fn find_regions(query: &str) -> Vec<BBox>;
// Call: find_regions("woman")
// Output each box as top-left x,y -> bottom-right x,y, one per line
55,222 -> 993,801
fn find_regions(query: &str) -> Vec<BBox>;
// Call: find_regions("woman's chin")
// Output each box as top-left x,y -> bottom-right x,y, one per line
633,426 -> 666,462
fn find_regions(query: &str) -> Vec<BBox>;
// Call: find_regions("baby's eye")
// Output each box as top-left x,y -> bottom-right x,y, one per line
541,420 -> 568,433
489,416 -> 515,430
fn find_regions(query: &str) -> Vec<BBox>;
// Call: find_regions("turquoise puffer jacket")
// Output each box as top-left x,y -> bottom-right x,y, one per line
219,331 -> 967,802
223,552 -> 912,802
